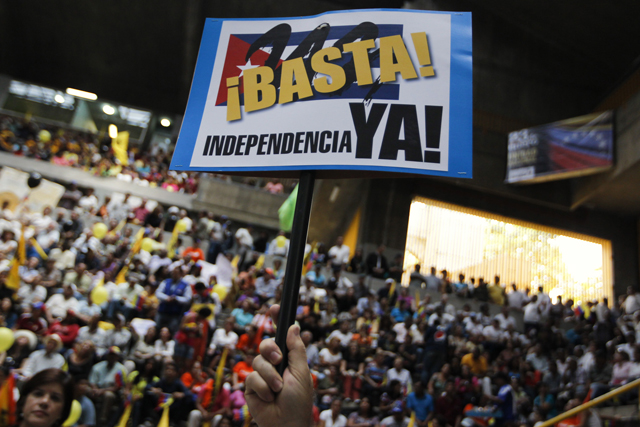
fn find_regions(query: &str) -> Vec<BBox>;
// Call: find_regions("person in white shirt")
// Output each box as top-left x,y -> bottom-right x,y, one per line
267,231 -> 290,257
17,275 -> 47,310
523,295 -> 542,332
208,317 -> 239,354
507,283 -> 526,310
235,224 -> 254,267
494,306 -> 516,330
326,321 -> 354,348
424,266 -> 441,292
20,334 -> 66,378
440,294 -> 456,317
154,326 -> 176,359
319,398 -> 347,427
78,188 -> 99,212
45,283 -> 79,322
328,236 -> 350,273
387,357 -> 412,391
624,287 -> 640,315
77,314 -> 109,357
35,222 -> 60,251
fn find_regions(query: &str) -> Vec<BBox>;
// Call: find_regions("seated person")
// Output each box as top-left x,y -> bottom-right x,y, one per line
143,361 -> 192,426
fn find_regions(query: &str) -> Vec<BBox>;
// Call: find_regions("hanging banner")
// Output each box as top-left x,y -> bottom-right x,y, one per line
505,111 -> 614,184
171,9 -> 472,178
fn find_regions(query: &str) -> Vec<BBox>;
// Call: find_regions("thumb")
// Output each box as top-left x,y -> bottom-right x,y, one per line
285,324 -> 310,381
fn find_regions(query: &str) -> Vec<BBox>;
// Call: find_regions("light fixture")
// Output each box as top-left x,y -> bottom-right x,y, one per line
102,104 -> 115,115
160,118 -> 171,127
66,87 -> 97,100
108,124 -> 118,139
54,94 -> 65,104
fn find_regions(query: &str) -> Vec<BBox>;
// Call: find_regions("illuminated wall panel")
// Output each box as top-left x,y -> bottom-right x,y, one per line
403,197 -> 613,305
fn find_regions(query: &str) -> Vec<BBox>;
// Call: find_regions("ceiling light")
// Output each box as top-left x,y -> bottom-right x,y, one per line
66,87 -> 97,100
160,118 -> 171,127
108,124 -> 118,139
54,94 -> 65,104
103,104 -> 115,115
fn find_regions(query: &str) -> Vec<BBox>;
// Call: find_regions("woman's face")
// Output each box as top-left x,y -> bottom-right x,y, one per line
360,398 -> 371,413
22,383 -> 65,427
1,298 -> 11,311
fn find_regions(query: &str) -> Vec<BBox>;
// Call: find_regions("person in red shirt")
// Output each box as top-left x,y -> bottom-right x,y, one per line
236,324 -> 262,355
16,302 -> 48,336
46,310 -> 80,347
182,239 -> 205,262
232,351 -> 255,390
188,376 -> 231,427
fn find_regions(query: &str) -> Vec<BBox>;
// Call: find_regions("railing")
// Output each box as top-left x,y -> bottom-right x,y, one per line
537,377 -> 640,427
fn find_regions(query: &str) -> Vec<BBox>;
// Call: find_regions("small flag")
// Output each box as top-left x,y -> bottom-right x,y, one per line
408,412 -> 416,427
130,228 -> 145,255
389,280 -> 396,298
278,184 -> 298,232
115,370 -> 124,388
167,221 -> 181,259
0,372 -> 16,426
135,295 -> 145,311
115,266 -> 128,285
204,348 -> 229,427
29,238 -> 48,260
112,131 -> 130,166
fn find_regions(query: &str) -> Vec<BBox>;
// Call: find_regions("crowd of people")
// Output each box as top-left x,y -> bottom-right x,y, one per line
0,113 -> 198,194
0,178 -> 639,427
0,113 -> 298,197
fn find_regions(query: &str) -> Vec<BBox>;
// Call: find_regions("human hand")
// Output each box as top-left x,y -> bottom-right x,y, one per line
245,304 -> 313,427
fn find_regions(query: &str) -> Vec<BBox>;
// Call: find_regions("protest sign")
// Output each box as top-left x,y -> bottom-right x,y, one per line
171,9 -> 472,178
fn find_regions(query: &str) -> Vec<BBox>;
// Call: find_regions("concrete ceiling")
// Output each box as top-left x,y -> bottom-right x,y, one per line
1,0 -> 640,215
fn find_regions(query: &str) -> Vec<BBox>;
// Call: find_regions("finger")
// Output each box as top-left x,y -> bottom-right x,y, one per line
245,371 -> 276,402
258,338 -> 283,365
252,353 -> 283,392
285,324 -> 311,383
269,304 -> 280,327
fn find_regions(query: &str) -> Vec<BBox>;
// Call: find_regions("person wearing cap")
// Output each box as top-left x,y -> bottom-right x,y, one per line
375,278 -> 396,305
380,401 -> 411,427
89,346 -> 126,425
7,329 -> 38,368
21,334 -> 66,378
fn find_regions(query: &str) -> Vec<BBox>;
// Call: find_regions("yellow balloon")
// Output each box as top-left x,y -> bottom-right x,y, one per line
38,129 -> 51,143
93,222 -> 108,240
0,327 -> 14,352
141,237 -> 154,252
62,400 -> 82,427
91,285 -> 109,306
176,219 -> 188,232
276,235 -> 286,248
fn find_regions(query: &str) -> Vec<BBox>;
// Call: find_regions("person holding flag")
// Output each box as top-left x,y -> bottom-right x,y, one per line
142,362 -> 191,427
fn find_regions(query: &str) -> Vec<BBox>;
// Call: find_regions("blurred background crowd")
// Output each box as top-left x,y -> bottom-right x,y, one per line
0,178 -> 636,427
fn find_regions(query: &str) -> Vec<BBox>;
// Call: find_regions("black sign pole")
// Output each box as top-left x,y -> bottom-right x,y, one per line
275,170 -> 315,376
